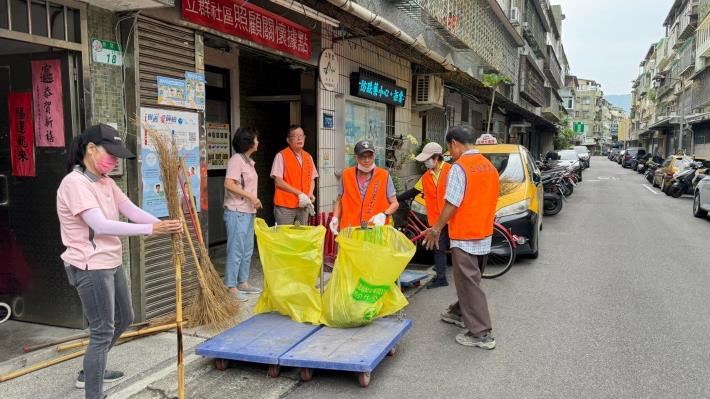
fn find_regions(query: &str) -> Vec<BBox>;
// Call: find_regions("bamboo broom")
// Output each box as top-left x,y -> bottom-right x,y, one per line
178,158 -> 239,330
147,129 -> 186,399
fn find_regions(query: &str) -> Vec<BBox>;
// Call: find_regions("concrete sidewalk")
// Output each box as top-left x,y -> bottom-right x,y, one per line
0,256 -> 433,399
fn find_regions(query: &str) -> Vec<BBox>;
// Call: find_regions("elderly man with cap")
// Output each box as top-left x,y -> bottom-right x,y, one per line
413,142 -> 452,289
330,140 -> 398,234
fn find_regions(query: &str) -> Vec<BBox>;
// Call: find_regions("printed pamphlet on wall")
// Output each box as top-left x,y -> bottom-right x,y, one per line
185,72 -> 205,111
157,76 -> 187,108
140,107 -> 201,218
206,122 -> 231,170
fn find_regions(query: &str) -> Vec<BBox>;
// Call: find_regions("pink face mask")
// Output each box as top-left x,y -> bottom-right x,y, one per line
94,153 -> 118,175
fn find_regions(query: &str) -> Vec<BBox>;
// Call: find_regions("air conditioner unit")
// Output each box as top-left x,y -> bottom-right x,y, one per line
510,7 -> 520,25
414,74 -> 444,109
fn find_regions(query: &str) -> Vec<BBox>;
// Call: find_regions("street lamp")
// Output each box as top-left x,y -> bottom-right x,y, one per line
652,73 -> 691,155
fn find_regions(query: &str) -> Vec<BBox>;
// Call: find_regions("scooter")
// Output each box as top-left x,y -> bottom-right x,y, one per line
542,174 -> 565,216
668,162 -> 703,198
645,161 -> 659,184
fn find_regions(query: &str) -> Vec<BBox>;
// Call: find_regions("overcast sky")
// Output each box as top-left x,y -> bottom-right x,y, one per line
553,0 -> 670,95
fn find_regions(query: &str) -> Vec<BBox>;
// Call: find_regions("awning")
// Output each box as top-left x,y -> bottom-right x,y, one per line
648,116 -> 680,130
441,71 -> 557,132
686,112 -> 710,125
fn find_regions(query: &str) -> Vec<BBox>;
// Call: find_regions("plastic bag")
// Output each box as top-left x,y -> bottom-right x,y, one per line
321,225 -> 416,327
253,218 -> 325,325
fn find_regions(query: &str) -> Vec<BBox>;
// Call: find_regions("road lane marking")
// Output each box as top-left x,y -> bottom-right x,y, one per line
643,184 -> 659,194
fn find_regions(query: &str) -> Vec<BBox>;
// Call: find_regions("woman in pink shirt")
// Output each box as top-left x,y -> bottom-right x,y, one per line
223,127 -> 262,302
56,124 -> 181,399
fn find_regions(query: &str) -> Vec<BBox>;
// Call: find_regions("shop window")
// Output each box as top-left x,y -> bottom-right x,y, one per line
10,0 -> 29,33
31,0 -> 48,37
385,105 -> 396,169
49,2 -> 65,40
461,99 -> 469,123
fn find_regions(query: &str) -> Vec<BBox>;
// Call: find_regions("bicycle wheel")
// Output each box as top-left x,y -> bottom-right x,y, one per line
0,302 -> 10,324
482,225 -> 516,279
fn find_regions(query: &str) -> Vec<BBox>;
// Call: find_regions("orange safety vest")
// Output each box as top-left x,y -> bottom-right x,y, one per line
340,166 -> 392,229
273,148 -> 314,208
448,153 -> 500,240
421,162 -> 452,226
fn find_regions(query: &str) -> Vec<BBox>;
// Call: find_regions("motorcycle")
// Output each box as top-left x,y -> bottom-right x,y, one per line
645,161 -> 660,184
668,162 -> 703,198
542,174 -> 565,216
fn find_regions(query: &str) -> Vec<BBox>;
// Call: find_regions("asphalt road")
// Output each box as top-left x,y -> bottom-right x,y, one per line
286,156 -> 710,398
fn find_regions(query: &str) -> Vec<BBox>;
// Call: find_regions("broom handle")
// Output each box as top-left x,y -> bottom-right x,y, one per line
178,166 -> 200,243
56,323 -> 178,351
179,207 -> 207,286
175,248 -> 185,399
180,158 -> 205,246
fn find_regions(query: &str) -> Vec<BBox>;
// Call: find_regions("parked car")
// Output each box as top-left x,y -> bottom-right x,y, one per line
694,174 -> 710,218
608,148 -> 621,161
473,143 -> 543,258
622,147 -> 646,168
653,155 -> 696,192
616,150 -> 626,164
572,146 -> 591,168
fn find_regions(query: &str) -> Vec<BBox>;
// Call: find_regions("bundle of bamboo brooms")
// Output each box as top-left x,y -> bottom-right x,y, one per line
147,128 -> 239,398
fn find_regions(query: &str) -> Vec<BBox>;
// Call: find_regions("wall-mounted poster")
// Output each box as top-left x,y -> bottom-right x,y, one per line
140,108 -> 200,218
157,76 -> 187,107
206,122 -> 230,170
185,72 -> 206,111
344,97 -> 386,168
31,59 -> 65,147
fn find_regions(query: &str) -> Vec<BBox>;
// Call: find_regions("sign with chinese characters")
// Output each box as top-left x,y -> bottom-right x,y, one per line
91,39 -> 123,66
31,59 -> 65,147
319,49 -> 338,91
351,70 -> 406,107
573,121 -> 585,134
140,108 -> 201,218
8,92 -> 36,177
185,72 -> 206,110
182,0 -> 312,61
157,76 -> 187,108
206,122 -> 231,170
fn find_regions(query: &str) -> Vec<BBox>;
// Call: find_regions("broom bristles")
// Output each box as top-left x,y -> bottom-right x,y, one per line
147,126 -> 239,331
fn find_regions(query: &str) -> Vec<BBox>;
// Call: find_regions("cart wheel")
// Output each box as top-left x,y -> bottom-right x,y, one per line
387,345 -> 397,357
358,372 -> 371,388
300,368 -> 313,382
267,365 -> 280,378
214,358 -> 229,371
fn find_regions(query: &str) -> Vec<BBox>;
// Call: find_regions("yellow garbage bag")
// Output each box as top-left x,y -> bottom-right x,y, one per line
253,218 -> 325,325
321,225 -> 416,327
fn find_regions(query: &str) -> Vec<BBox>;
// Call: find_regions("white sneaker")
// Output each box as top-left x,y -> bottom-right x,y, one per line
235,291 -> 249,302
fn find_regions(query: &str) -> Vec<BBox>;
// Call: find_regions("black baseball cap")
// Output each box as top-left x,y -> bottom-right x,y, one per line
354,140 -> 375,155
81,124 -> 135,159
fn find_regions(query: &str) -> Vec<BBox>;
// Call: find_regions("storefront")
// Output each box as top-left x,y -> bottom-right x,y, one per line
114,0 -> 327,320
0,0 -> 93,328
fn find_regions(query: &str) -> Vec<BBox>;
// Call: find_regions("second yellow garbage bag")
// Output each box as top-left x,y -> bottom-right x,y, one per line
253,218 -> 325,325
321,226 -> 416,328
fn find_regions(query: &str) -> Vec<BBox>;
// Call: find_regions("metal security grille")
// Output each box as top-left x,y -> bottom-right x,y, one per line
136,15 -> 200,320
0,0 -> 84,51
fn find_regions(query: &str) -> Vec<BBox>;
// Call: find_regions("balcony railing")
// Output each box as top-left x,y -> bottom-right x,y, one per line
668,24 -> 679,51
678,0 -> 700,42
389,0 -> 470,49
520,55 -> 546,106
523,0 -> 547,58
679,37 -> 696,74
544,45 -> 563,88
697,12 -> 710,58
543,87 -> 561,122
693,68 -> 710,107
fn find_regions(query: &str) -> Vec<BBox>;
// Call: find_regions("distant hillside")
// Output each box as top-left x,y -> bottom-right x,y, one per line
605,94 -> 632,114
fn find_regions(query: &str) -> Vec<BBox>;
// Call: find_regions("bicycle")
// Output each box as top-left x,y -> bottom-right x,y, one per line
397,193 -> 517,279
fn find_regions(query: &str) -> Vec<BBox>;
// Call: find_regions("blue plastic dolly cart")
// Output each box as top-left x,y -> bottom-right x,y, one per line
280,317 -> 412,387
195,313 -> 320,378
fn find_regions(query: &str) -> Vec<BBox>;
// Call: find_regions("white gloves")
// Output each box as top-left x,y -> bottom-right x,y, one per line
329,216 -> 339,236
306,202 -> 315,216
297,193 -> 311,208
368,212 -> 387,226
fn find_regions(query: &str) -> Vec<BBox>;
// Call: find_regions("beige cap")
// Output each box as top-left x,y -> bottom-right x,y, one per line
415,142 -> 444,162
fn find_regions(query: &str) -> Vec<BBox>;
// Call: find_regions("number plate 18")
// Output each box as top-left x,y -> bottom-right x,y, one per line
91,39 -> 123,67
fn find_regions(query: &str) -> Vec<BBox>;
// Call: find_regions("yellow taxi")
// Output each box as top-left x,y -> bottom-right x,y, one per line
472,143 -> 544,258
